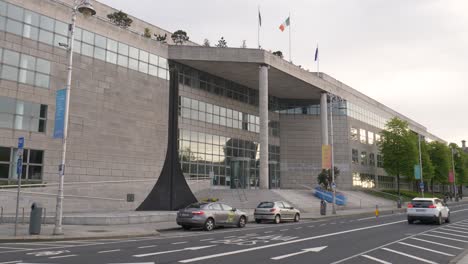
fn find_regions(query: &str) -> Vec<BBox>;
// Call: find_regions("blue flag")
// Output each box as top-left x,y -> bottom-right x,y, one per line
314,46 -> 319,61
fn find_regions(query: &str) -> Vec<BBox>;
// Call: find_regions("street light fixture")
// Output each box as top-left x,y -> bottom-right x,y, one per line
53,0 -> 96,236
328,93 -> 343,215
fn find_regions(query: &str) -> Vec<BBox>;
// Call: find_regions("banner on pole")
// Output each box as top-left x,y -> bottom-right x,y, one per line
449,170 -> 454,183
322,145 -> 331,169
54,89 -> 67,139
414,164 -> 421,180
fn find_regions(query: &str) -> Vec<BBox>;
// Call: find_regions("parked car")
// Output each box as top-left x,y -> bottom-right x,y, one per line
407,197 -> 450,225
176,202 -> 248,231
254,201 -> 300,224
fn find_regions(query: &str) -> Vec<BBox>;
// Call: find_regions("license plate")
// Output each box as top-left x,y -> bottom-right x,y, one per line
416,209 -> 426,212
180,213 -> 190,217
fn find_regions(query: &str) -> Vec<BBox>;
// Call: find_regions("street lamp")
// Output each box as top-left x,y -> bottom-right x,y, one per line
450,147 -> 458,202
418,134 -> 424,198
328,94 -> 343,215
53,0 -> 96,236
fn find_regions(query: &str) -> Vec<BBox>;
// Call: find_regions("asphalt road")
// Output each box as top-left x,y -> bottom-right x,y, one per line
1,204 -> 468,264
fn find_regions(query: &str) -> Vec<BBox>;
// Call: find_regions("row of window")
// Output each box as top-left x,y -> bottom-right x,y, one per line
350,127 -> 381,145
0,47 -> 51,88
0,0 -> 169,80
0,96 -> 47,133
347,102 -> 389,130
0,147 -> 44,181
352,173 -> 395,189
351,149 -> 383,167
275,99 -> 347,116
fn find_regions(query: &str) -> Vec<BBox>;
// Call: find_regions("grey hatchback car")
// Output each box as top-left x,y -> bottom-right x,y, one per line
177,202 -> 248,231
254,201 -> 301,224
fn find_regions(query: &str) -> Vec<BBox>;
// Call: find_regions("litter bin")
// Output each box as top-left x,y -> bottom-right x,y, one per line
29,203 -> 43,235
320,199 -> 327,215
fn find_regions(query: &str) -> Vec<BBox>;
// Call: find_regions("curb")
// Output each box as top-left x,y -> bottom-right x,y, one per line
450,248 -> 468,264
0,231 -> 160,243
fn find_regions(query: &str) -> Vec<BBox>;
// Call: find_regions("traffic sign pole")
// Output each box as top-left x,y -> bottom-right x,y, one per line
14,137 -> 24,236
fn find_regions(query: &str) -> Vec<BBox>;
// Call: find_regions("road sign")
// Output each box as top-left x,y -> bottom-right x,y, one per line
18,137 -> 24,149
419,182 -> 424,190
331,182 -> 336,189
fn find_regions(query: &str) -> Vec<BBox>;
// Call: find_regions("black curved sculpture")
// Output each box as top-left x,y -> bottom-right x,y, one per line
137,63 -> 198,211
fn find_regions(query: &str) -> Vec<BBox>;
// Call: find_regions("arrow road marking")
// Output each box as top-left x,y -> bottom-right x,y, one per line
134,245 -> 216,257
271,246 -> 327,260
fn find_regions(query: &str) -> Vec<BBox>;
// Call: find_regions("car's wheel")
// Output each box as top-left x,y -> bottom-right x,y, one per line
294,213 -> 300,222
407,218 -> 414,224
182,225 -> 191,230
204,218 -> 215,231
274,214 -> 281,224
237,216 -> 246,228
436,214 -> 443,225
445,213 -> 451,223
255,218 -> 262,224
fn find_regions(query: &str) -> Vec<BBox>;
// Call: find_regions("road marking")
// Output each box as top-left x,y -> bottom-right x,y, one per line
200,238 -> 214,241
397,242 -> 454,256
264,231 -> 273,234
409,237 -> 464,250
49,254 -> 77,259
381,248 -> 437,264
450,224 -> 468,229
295,227 -> 302,230
340,221 -> 346,224
452,208 -> 468,214
138,245 -> 157,249
331,222 -> 336,225
279,229 -> 288,232
0,246 -> 29,250
319,224 -> 326,226
452,222 -> 468,227
178,220 -> 406,263
242,233 -> 258,237
361,254 -> 392,264
440,228 -> 468,234
271,246 -> 327,260
444,225 -> 468,231
172,241 -> 188,245
98,249 -> 121,253
134,245 -> 216,257
224,236 -> 236,238
421,234 -> 468,243
0,261 -> 22,264
308,225 -> 315,228
431,230 -> 468,238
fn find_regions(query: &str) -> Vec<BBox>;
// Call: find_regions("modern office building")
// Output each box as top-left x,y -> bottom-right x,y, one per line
0,0 -> 445,212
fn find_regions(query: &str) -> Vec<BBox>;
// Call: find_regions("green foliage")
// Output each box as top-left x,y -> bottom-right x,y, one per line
272,51 -> 283,58
449,143 -> 468,186
203,39 -> 210,47
107,11 -> 133,28
364,189 -> 443,202
155,33 -> 167,43
171,30 -> 190,45
428,141 -> 451,185
143,28 -> 151,38
378,117 -> 418,195
419,138 -> 435,181
317,167 -> 340,191
215,37 -> 228,48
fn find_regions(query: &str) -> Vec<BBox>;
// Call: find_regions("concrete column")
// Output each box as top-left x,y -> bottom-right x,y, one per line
259,65 -> 269,189
320,92 -> 329,145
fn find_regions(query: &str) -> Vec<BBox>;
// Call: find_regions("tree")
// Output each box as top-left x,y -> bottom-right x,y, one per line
428,141 -> 451,194
107,11 -> 133,28
449,143 -> 468,196
317,167 -> 340,191
155,33 -> 167,43
272,50 -> 283,58
203,39 -> 210,47
216,37 -> 228,48
240,40 -> 247,48
143,28 -> 151,38
378,117 -> 418,196
171,30 -> 189,45
419,138 -> 435,192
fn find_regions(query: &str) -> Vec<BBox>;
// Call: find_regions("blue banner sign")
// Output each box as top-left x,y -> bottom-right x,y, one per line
414,164 -> 421,180
17,137 -> 24,149
54,89 -> 67,139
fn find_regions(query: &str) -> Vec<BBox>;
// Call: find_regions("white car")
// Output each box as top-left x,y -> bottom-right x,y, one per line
407,198 -> 450,225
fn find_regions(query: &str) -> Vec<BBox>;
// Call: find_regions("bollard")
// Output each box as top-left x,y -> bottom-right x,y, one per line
375,205 -> 379,218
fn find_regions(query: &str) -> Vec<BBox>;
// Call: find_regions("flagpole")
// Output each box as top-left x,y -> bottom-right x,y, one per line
289,12 -> 291,62
317,44 -> 319,77
258,6 -> 260,49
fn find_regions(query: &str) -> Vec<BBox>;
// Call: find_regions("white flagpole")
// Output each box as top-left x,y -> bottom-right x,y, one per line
258,6 -> 260,49
317,44 -> 320,77
289,13 -> 292,62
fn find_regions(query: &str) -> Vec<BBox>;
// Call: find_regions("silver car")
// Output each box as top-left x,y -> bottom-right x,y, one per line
254,201 -> 300,224
176,202 -> 248,231
407,198 -> 450,224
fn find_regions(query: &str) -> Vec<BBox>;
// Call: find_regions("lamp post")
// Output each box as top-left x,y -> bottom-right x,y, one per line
418,134 -> 424,198
53,0 -> 96,236
328,94 -> 341,215
451,147 -> 458,202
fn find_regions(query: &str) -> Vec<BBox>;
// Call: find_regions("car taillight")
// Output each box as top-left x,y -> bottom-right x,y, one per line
192,211 -> 205,215
428,204 -> 436,208
407,203 -> 413,208
270,208 -> 277,212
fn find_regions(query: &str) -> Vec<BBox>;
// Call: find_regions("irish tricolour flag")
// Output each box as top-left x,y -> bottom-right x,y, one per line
279,16 -> 290,32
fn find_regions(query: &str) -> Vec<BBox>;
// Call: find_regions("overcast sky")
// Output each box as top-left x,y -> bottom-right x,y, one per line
99,0 -> 467,145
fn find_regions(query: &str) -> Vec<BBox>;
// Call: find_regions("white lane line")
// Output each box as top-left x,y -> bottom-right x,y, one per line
440,228 -> 468,234
264,231 -> 273,234
224,236 -> 236,238
295,227 -> 302,230
178,220 -> 406,263
444,225 -> 468,231
449,224 -> 468,229
308,225 -> 315,228
98,249 -> 121,253
421,234 -> 468,243
0,261 -> 23,264
409,237 -> 464,250
451,222 -> 468,227
0,246 -> 29,250
200,238 -> 214,242
138,245 -> 157,249
431,230 -> 468,238
49,254 -> 78,259
242,233 -> 258,237
279,229 -> 288,232
381,248 -> 438,264
331,222 -> 337,225
172,241 -> 188,245
361,254 -> 392,264
397,242 -> 454,256
340,221 -> 346,224
319,224 -> 326,226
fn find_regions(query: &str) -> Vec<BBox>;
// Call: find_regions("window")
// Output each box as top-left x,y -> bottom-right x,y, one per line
360,129 -> 367,144
350,127 -> 358,141
375,134 -> 381,143
0,147 -> 44,181
0,96 -> 47,132
361,151 -> 367,166
368,131 -> 374,145
369,153 -> 375,166
377,154 -> 383,168
352,149 -> 359,164
0,49 -> 51,88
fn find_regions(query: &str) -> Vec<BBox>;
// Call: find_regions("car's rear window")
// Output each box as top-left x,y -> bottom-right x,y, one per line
412,200 -> 434,208
257,202 -> 274,208
186,203 -> 208,209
